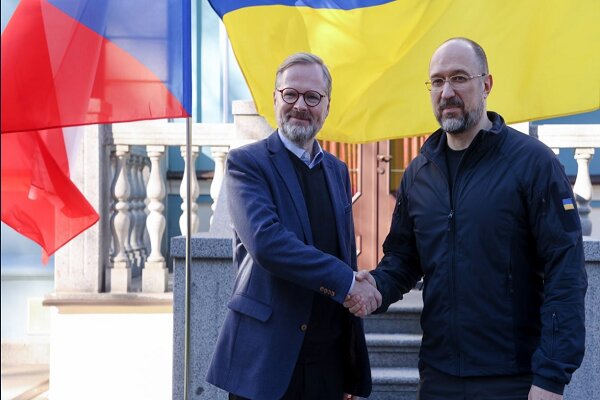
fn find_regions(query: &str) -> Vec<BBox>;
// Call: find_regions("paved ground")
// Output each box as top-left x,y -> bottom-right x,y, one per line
1,364 -> 48,400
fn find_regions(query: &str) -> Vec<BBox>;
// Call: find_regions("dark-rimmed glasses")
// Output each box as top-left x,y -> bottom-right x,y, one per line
277,88 -> 326,107
425,73 -> 486,92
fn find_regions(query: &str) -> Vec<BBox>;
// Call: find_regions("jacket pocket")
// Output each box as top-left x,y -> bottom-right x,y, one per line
228,293 -> 273,322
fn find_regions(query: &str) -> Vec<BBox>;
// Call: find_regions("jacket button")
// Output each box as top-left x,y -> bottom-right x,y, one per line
300,324 -> 308,332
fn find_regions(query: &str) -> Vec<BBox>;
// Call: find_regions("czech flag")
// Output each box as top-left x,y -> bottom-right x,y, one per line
1,0 -> 191,260
211,0 -> 599,143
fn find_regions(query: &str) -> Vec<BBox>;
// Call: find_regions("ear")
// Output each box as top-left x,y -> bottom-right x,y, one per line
483,74 -> 493,99
273,90 -> 277,105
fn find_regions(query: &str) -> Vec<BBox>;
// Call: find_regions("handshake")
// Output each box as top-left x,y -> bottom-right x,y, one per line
344,270 -> 382,317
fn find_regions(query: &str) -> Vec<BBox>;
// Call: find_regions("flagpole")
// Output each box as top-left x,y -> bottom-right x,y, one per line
183,116 -> 192,400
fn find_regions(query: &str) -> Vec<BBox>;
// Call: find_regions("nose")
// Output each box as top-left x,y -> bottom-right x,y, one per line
440,80 -> 456,98
293,94 -> 309,110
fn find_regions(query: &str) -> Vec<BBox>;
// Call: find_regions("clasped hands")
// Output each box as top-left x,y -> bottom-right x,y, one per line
344,270 -> 381,317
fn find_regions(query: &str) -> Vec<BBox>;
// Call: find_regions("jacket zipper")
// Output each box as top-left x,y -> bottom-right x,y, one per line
424,133 -> 490,376
507,262 -> 514,295
426,156 -> 462,375
448,202 -> 461,374
552,312 -> 558,357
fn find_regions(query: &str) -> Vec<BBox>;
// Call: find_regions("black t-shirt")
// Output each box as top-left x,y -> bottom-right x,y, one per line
446,145 -> 466,187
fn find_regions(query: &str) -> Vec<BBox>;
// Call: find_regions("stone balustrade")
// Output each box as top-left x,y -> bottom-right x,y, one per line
106,123 -> 235,293
537,124 -> 600,236
53,100 -> 273,295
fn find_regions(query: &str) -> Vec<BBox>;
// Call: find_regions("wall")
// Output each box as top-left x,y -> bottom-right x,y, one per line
48,304 -> 173,400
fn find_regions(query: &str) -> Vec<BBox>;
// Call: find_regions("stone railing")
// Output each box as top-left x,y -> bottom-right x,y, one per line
52,101 -> 272,296
537,124 -> 600,236
107,122 -> 234,293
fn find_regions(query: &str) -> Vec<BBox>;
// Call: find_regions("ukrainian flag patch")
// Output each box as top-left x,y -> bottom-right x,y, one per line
562,198 -> 575,211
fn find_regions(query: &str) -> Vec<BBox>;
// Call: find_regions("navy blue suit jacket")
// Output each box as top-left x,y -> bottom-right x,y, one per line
207,132 -> 371,399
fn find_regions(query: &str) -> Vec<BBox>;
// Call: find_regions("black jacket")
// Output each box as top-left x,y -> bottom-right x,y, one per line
372,112 -> 587,395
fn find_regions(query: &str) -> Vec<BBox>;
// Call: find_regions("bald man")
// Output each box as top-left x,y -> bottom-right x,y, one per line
346,38 -> 587,400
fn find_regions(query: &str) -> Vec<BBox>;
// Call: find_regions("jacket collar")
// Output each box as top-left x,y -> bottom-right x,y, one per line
276,130 -> 324,168
422,111 -> 506,167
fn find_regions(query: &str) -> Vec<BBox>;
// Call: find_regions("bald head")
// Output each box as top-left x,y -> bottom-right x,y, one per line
431,38 -> 488,75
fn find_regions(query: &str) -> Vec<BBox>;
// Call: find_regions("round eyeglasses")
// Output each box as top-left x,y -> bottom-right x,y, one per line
277,88 -> 326,107
425,73 -> 486,92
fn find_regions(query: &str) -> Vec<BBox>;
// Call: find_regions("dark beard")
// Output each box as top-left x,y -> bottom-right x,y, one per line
436,97 -> 484,134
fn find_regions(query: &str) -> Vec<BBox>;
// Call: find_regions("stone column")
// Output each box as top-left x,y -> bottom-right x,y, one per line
209,146 -> 228,224
172,236 -> 234,400
231,100 -> 274,149
109,145 -> 132,293
143,145 -> 168,293
573,148 -> 594,236
55,124 -> 112,293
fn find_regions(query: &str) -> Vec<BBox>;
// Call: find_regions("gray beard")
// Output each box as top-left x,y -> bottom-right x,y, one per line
281,120 -> 318,148
441,103 -> 485,135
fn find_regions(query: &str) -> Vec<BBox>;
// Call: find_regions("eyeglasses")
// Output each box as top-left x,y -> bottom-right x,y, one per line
425,73 -> 486,92
277,88 -> 326,107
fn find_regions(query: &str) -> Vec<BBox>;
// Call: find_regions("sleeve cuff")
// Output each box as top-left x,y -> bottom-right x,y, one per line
346,271 -> 356,296
532,374 -> 565,395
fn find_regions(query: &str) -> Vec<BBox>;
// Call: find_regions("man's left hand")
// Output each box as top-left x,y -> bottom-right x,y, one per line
528,385 -> 562,400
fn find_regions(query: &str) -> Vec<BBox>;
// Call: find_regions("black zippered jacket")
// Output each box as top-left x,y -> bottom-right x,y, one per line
371,112 -> 587,395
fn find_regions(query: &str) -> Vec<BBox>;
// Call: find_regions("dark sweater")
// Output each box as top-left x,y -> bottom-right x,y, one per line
288,151 -> 348,364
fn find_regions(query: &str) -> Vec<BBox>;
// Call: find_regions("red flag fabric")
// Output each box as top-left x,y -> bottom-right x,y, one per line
2,0 -> 191,133
1,0 -> 191,259
1,129 -> 99,259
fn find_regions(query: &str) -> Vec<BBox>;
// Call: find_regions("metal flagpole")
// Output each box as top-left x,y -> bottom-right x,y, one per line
183,116 -> 192,400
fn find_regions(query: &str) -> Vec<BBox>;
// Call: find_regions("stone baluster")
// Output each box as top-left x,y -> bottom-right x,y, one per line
210,146 -> 229,223
573,148 -> 594,236
142,157 -> 152,253
143,145 -> 168,292
129,154 -> 147,267
108,148 -> 118,262
135,156 -> 148,264
179,146 -> 200,236
126,155 -> 140,268
109,145 -> 132,293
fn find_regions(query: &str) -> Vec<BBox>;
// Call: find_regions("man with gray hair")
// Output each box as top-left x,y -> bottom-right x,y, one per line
207,52 -> 376,400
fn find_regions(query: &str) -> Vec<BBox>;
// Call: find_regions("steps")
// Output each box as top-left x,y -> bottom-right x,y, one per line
364,290 -> 423,399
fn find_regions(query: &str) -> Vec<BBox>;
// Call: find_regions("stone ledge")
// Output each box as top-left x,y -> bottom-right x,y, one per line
42,292 -> 173,307
1,342 -> 50,365
170,235 -> 233,259
583,238 -> 600,262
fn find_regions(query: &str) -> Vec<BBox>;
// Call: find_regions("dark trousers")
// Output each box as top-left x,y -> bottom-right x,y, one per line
229,358 -> 345,400
417,360 -> 533,400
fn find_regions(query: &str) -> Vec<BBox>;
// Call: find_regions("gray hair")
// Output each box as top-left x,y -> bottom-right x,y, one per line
275,52 -> 332,96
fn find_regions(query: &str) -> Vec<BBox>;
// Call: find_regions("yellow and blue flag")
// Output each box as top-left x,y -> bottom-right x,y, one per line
210,0 -> 599,143
563,198 -> 575,211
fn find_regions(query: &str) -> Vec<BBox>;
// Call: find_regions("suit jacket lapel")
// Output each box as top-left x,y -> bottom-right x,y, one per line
267,132 -> 314,245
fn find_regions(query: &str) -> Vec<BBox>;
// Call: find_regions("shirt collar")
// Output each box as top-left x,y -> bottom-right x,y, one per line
277,130 -> 324,169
